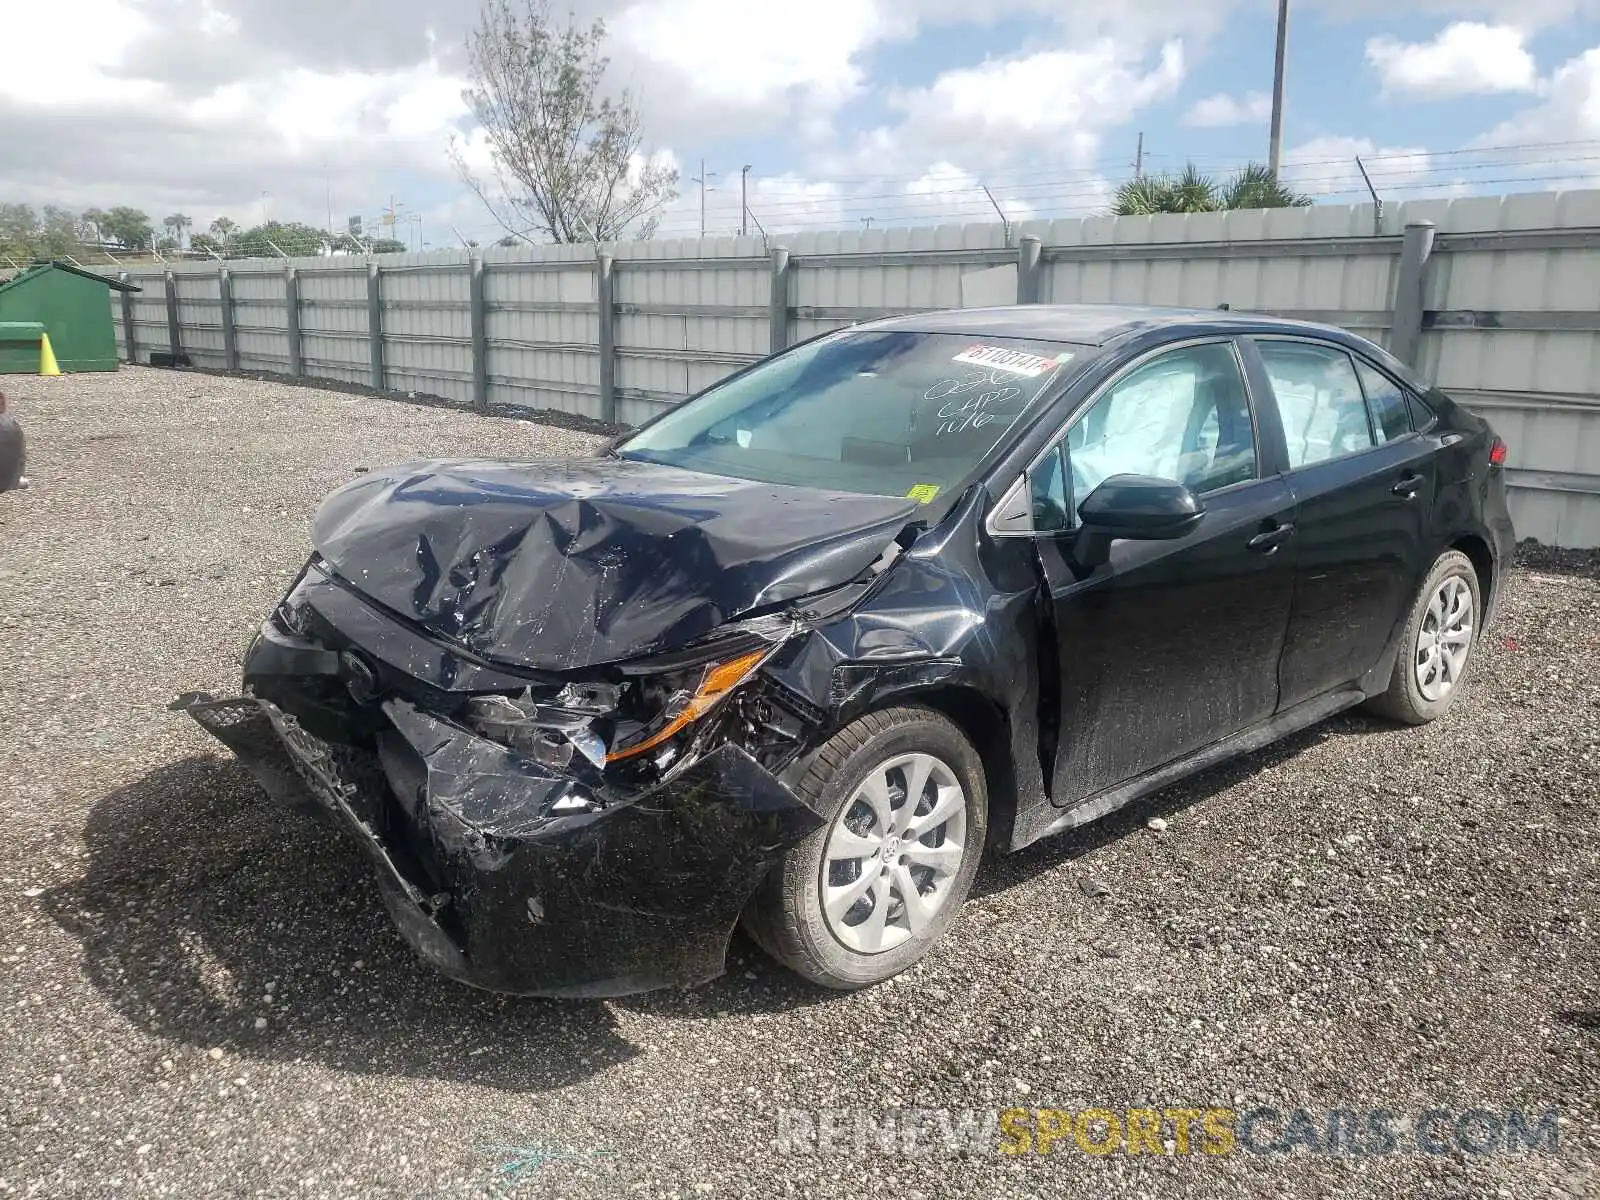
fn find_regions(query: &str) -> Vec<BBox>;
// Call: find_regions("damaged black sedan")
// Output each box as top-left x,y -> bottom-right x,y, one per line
182,305 -> 1514,997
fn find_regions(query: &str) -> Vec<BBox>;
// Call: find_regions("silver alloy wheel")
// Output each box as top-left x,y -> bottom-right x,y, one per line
819,751 -> 967,955
1415,573 -> 1475,702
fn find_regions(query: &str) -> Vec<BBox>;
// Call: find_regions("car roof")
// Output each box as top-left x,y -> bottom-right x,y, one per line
856,303 -> 1354,348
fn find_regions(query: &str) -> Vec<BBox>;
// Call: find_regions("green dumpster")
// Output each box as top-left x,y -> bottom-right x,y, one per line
0,322 -> 46,374
0,261 -> 140,373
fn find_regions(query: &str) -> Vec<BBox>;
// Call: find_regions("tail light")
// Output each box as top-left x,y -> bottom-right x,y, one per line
1488,436 -> 1508,467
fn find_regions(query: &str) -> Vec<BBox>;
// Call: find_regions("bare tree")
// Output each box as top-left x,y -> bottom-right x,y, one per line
451,0 -> 678,244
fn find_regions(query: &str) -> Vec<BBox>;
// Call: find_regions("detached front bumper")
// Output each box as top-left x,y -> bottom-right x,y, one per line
179,685 -> 823,998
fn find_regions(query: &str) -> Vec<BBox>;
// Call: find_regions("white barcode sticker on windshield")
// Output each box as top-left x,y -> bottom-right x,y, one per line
950,345 -> 1069,377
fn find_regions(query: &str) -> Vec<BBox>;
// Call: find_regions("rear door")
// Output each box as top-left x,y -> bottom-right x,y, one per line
1241,337 -> 1439,710
1025,338 -> 1298,807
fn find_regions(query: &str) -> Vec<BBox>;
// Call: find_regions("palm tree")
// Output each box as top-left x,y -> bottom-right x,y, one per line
1221,163 -> 1313,210
163,213 -> 193,250
1112,162 -> 1311,216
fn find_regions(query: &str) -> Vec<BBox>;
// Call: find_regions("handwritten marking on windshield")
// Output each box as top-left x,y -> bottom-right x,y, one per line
931,383 -> 1024,437
923,368 -> 1012,400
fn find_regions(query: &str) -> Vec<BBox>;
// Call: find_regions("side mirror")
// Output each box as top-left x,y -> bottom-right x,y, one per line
1072,474 -> 1204,569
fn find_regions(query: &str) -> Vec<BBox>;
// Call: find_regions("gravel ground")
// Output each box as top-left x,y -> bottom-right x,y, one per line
0,367 -> 1595,1200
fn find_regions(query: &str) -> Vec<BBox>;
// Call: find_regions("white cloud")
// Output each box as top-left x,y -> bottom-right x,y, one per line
904,162 -> 1035,222
1282,135 -> 1435,197
0,0 -> 159,107
885,39 -> 1186,167
1331,0 -> 1598,29
614,0 -> 890,115
5,0 -> 1597,242
650,171 -> 848,238
1468,47 -> 1600,188
1183,91 -> 1272,126
646,160 -> 1059,239
1477,45 -> 1600,142
1365,22 -> 1538,99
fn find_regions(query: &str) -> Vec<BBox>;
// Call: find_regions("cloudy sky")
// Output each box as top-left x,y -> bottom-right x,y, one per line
4,0 -> 1599,245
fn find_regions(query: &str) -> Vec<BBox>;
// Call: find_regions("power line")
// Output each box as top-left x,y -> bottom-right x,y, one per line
445,134 -> 1600,243
647,155 -> 1600,230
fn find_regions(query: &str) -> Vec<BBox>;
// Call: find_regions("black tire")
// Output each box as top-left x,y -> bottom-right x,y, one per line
0,414 -> 24,493
742,706 -> 987,989
1365,549 -> 1482,725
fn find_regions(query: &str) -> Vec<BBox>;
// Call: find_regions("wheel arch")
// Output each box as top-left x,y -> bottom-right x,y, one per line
1448,531 -> 1495,619
847,683 -> 1020,859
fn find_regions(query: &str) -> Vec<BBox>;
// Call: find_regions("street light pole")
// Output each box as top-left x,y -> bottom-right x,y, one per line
1267,0 -> 1290,178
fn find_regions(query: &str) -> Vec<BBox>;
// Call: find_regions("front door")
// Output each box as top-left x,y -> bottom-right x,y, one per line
1029,339 -> 1298,808
1243,338 -> 1438,710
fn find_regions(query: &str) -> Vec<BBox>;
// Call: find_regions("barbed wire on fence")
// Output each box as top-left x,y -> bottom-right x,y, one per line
8,138 -> 1599,270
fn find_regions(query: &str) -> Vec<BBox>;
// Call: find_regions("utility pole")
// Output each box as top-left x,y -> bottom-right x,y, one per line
1268,0 -> 1290,177
741,165 -> 751,237
691,159 -> 717,239
1134,132 -> 1144,178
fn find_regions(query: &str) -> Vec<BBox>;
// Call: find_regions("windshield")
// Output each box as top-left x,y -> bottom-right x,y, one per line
616,330 -> 1085,502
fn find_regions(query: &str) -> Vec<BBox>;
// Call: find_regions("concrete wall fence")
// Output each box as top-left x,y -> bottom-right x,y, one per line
108,190 -> 1600,548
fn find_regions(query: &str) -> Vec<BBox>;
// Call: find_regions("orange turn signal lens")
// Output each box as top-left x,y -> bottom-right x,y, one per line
605,649 -> 770,763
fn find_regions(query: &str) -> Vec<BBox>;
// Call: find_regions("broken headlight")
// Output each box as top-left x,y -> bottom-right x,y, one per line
461,637 -> 781,774
462,682 -> 621,771
606,647 -> 774,765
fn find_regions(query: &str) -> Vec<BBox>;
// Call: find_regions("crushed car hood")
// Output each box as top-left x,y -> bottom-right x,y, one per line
311,455 -> 920,671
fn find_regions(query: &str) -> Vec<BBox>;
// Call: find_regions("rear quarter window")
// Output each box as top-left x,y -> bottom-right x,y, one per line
1354,359 -> 1412,443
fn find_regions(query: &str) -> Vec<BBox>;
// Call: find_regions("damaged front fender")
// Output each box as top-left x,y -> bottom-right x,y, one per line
180,692 -> 824,998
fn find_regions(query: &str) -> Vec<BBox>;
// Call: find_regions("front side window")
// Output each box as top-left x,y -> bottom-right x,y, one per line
1030,342 -> 1257,532
1258,341 -> 1376,467
617,330 -> 1085,499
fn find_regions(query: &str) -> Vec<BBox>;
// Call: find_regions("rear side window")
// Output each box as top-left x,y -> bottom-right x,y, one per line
1354,359 -> 1411,443
1257,342 -> 1374,468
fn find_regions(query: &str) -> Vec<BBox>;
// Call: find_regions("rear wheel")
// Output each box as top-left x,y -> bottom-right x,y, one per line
742,707 -> 986,989
1365,549 -> 1481,725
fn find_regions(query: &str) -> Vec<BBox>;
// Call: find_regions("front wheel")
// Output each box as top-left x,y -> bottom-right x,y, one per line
742,707 -> 987,989
1365,549 -> 1482,725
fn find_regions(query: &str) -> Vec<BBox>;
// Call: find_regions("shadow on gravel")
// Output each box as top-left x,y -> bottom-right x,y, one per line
970,718 -> 1348,900
1556,1010 -> 1600,1034
45,755 -> 642,1093
48,710 -> 1407,1045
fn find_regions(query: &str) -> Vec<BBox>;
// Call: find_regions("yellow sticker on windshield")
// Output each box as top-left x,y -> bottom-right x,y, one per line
906,483 -> 941,504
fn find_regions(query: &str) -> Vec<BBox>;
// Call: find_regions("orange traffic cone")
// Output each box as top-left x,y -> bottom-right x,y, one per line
39,333 -> 60,376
